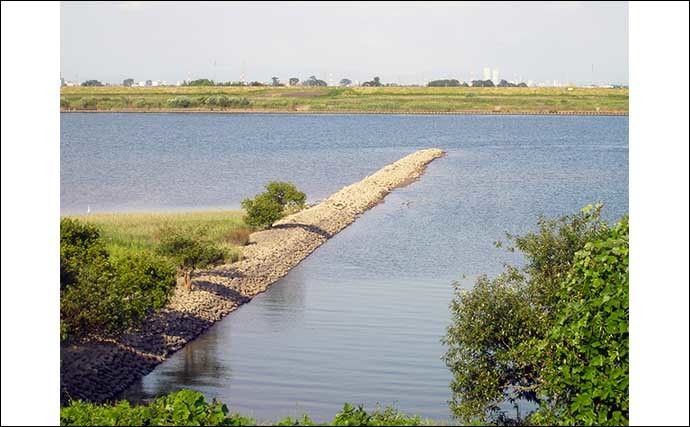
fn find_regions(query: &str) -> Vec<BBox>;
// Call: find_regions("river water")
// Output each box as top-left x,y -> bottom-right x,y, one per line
62,113 -> 628,422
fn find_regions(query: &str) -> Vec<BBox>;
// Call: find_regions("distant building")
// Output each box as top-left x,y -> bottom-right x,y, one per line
483,67 -> 491,81
492,69 -> 499,85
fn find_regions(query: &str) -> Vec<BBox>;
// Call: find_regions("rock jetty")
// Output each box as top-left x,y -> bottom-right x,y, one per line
60,148 -> 446,404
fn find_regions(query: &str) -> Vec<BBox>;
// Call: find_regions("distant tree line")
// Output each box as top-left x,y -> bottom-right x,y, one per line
424,79 -> 529,88
105,75 -> 532,88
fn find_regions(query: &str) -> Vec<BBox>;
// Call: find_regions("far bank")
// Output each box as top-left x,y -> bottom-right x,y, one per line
60,85 -> 629,114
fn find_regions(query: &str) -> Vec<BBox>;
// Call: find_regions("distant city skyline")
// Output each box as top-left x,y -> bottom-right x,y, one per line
61,1 -> 629,86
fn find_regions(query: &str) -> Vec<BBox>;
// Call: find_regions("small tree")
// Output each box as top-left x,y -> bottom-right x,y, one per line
271,76 -> 281,86
339,78 -> 352,87
265,181 -> 306,209
289,77 -> 299,86
123,78 -> 134,87
157,231 -> 225,292
242,181 -> 307,228
241,193 -> 284,228
81,79 -> 103,87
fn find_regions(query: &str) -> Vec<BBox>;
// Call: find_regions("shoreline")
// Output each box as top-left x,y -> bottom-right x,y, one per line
60,108 -> 628,116
60,148 -> 446,405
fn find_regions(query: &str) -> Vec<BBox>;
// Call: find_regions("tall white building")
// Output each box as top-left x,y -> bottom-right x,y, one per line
483,67 -> 492,81
492,69 -> 499,84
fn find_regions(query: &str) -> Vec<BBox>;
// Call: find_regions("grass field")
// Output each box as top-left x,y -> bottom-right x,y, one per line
67,210 -> 248,261
60,86 -> 628,113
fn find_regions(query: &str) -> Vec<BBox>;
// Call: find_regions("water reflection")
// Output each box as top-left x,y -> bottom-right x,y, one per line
121,326 -> 232,402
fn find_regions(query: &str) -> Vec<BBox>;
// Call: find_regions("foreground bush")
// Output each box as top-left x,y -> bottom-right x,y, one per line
443,204 -> 629,425
533,217 -> 629,426
60,218 -> 176,341
60,390 -> 426,426
242,181 -> 306,228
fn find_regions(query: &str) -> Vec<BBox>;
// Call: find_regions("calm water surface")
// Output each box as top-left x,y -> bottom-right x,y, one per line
62,113 -> 628,422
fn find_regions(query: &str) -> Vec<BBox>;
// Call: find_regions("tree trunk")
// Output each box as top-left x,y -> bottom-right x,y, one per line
184,269 -> 192,292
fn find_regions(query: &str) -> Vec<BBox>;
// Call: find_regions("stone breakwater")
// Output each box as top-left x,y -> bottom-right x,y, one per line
60,148 -> 446,405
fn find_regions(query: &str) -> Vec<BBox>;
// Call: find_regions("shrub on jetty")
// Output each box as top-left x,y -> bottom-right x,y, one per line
60,389 -> 426,426
242,181 -> 306,228
444,204 -> 629,425
60,218 -> 176,341
157,229 -> 226,292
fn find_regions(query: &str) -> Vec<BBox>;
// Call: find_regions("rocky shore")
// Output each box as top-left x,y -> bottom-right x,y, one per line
60,148 -> 446,404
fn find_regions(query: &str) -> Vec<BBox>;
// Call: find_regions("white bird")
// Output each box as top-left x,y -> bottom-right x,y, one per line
87,204 -> 91,214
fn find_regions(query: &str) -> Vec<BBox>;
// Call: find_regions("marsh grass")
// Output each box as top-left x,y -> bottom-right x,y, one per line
68,210 -> 246,263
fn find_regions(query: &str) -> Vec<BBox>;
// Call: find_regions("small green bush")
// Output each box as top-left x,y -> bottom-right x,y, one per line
332,403 -> 423,426
60,96 -> 71,109
60,390 -> 255,426
78,97 -> 98,109
60,218 -> 109,290
157,229 -> 226,292
133,98 -> 148,108
167,96 -> 193,108
242,181 -> 306,228
265,181 -> 306,209
241,193 -> 284,228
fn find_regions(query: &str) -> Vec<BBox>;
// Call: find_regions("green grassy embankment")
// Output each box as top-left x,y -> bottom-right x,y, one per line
60,86 -> 629,114
67,210 -> 249,262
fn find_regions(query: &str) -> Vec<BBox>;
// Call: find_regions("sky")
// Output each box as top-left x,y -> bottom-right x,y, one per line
60,1 -> 628,85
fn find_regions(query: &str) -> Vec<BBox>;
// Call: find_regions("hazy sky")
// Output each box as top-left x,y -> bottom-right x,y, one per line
61,1 -> 628,85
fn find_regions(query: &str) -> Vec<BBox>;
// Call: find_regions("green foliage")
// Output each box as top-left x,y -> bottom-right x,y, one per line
111,252 -> 176,317
60,218 -> 109,290
81,79 -> 103,87
303,75 -> 328,87
61,391 -> 425,426
241,193 -> 284,228
133,98 -> 148,108
275,414 -> 317,426
533,218 -> 629,426
242,181 -> 306,228
60,96 -> 71,109
60,390 -> 255,426
443,270 -> 546,424
265,181 -> 307,209
332,403 -> 423,426
185,78 -> 216,86
61,250 -> 174,339
78,96 -> 98,109
204,95 -> 251,108
157,229 -> 226,271
167,96 -> 193,108
427,79 -> 462,87
60,218 -> 176,341
444,204 -> 628,425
